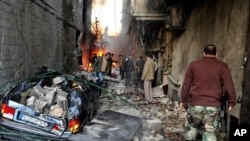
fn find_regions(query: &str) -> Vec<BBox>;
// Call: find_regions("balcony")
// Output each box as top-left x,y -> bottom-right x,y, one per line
130,0 -> 186,30
130,0 -> 166,21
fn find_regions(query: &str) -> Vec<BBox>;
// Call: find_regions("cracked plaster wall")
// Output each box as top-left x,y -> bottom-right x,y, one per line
0,0 -> 79,85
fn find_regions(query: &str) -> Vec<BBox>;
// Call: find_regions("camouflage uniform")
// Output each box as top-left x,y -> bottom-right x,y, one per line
184,105 -> 220,141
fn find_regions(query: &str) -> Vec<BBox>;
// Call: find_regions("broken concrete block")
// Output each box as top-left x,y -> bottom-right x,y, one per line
34,99 -> 48,112
146,118 -> 162,130
156,112 -> 165,119
45,88 -> 57,105
155,134 -> 164,141
116,83 -> 125,88
53,77 -> 65,84
159,98 -> 169,104
83,110 -> 142,141
26,96 -> 36,108
58,100 -> 68,111
116,88 -> 126,95
32,85 -> 45,96
179,111 -> 187,119
49,105 -> 64,117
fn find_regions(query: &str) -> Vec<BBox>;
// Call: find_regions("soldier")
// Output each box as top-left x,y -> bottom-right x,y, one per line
180,44 -> 236,141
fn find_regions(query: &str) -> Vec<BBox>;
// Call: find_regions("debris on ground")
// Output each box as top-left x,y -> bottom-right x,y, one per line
76,71 -> 186,141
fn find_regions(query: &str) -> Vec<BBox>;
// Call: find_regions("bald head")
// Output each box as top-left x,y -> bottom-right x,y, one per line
204,44 -> 217,55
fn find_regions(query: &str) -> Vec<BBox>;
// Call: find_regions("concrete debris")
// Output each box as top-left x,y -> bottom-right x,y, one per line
146,118 -> 162,130
16,76 -> 89,120
53,76 -> 65,84
49,105 -> 64,117
93,77 -> 186,141
73,70 -> 187,140
82,110 -> 142,141
74,71 -> 99,83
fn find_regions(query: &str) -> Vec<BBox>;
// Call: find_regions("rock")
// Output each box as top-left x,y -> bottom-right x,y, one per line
160,98 -> 169,104
178,111 -> 187,119
146,118 -> 162,130
155,134 -> 164,141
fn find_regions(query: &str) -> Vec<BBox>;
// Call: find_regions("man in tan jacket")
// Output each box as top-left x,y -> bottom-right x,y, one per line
142,53 -> 155,102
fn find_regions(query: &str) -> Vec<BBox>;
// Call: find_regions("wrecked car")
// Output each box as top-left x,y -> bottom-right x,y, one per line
0,67 -> 99,140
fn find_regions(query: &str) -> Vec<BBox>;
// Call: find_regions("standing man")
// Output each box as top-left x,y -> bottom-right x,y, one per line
108,53 -> 114,77
124,54 -> 134,87
91,53 -> 97,65
92,52 -> 110,88
135,55 -> 145,89
119,55 -> 125,79
76,45 -> 83,65
77,32 -> 83,65
180,44 -> 236,141
152,58 -> 158,87
141,53 -> 155,102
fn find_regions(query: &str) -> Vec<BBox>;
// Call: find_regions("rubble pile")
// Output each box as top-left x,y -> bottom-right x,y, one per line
97,80 -> 186,141
0,69 -> 100,140
20,84 -> 68,118
10,76 -> 86,119
74,71 -> 227,141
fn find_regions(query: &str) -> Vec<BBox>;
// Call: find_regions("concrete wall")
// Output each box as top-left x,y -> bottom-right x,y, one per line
169,0 -> 249,119
0,0 -> 80,85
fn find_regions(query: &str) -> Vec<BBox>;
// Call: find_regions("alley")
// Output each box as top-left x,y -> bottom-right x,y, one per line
0,0 -> 250,141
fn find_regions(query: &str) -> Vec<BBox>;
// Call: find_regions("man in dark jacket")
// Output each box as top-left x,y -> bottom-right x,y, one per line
119,55 -> 125,79
180,44 -> 236,141
91,53 -> 97,65
124,54 -> 134,87
107,53 -> 114,77
135,56 -> 145,89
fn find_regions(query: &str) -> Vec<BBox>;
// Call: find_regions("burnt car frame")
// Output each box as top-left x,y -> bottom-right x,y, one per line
0,67 -> 99,140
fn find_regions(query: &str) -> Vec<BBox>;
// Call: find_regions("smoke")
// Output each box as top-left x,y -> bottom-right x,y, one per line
91,0 -> 131,60
93,0 -> 107,6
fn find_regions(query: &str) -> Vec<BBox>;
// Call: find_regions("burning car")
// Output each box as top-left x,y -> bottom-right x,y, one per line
0,67 -> 99,140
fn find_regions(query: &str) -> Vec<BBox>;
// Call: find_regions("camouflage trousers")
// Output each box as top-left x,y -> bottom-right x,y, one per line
184,105 -> 220,141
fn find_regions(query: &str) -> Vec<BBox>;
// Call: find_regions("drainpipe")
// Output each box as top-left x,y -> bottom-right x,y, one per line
24,0 -> 31,78
0,16 -> 5,60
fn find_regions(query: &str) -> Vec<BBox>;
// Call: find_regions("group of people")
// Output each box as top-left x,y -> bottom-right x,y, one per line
119,53 -> 158,103
90,44 -> 237,141
91,52 -> 158,102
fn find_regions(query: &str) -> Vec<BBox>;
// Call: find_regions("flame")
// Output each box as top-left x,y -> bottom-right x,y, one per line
98,50 -> 104,56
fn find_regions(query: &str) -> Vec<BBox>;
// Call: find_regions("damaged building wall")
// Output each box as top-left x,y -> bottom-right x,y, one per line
170,0 -> 249,119
0,0 -> 80,85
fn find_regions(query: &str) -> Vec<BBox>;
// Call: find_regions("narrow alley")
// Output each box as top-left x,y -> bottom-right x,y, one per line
0,0 -> 250,141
